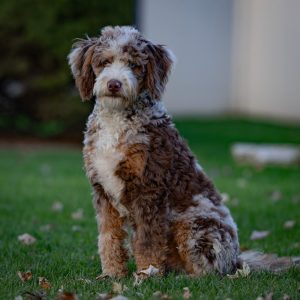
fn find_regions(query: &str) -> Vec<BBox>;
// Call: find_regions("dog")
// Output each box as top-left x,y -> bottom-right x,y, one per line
68,26 -> 240,278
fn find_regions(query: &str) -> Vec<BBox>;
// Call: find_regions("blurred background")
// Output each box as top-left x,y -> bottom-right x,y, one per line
1,0 -> 299,143
1,2 -> 300,298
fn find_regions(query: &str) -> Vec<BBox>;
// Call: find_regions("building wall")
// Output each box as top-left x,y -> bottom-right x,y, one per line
231,0 -> 300,121
138,0 -> 233,114
138,0 -> 300,120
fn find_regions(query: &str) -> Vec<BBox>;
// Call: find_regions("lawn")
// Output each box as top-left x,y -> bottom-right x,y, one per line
0,118 -> 300,299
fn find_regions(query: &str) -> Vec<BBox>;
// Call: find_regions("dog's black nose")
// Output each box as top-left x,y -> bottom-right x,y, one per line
107,79 -> 122,93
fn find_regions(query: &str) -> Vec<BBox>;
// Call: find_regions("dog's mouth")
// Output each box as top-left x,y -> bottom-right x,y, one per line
103,92 -> 123,98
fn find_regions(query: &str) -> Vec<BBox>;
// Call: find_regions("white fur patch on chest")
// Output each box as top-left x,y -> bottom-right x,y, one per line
91,111 -> 130,217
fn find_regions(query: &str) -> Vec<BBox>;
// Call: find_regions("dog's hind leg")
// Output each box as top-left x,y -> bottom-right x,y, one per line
173,208 -> 239,276
131,204 -> 169,276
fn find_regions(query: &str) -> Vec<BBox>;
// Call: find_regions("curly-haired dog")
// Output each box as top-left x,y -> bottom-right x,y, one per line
68,26 -> 240,278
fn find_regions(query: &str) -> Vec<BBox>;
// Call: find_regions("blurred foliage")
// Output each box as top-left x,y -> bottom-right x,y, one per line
0,0 -> 134,139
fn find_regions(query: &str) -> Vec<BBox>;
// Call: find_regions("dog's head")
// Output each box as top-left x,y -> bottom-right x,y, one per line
68,26 -> 175,108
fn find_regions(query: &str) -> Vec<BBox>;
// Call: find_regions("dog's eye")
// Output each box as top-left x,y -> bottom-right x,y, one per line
101,59 -> 111,67
128,61 -> 139,69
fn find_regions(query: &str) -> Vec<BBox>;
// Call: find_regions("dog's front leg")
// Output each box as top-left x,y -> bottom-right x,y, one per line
94,188 -> 128,278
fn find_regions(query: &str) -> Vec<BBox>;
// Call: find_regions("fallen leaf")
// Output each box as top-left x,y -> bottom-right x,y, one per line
18,233 -> 36,245
57,292 -> 78,300
38,277 -> 51,290
77,278 -> 91,284
284,220 -> 296,229
52,201 -> 63,212
97,293 -> 112,300
110,296 -> 129,300
227,262 -> 250,279
96,274 -> 110,280
22,291 -> 46,300
133,265 -> 160,286
139,265 -> 159,276
183,287 -> 192,299
265,292 -> 274,300
136,292 -> 144,298
17,271 -> 32,282
153,291 -> 172,299
282,294 -> 290,300
15,296 -> 23,300
221,193 -> 230,203
71,208 -> 84,220
250,230 -> 270,240
112,282 -> 128,294
153,291 -> 162,298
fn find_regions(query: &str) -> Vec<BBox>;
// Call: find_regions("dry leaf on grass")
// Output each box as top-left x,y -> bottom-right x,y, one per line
227,262 -> 250,279
265,292 -> 274,300
52,201 -> 63,212
133,265 -> 160,286
221,193 -> 230,203
22,290 -> 47,300
140,264 -> 159,276
153,291 -> 172,299
17,271 -> 32,282
110,296 -> 129,300
71,209 -> 84,220
38,277 -> 51,290
183,287 -> 192,299
136,292 -> 144,298
57,292 -> 78,300
284,220 -> 296,229
250,230 -> 270,240
112,282 -> 128,294
18,233 -> 36,245
97,293 -> 113,300
96,274 -> 110,280
77,278 -> 91,284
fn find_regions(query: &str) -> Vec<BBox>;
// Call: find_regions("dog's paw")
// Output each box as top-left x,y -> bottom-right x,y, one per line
96,270 -> 128,280
133,265 -> 160,285
95,273 -> 110,280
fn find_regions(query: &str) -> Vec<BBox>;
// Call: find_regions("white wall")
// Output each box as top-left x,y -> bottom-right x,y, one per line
231,0 -> 300,121
138,0 -> 233,114
139,0 -> 300,120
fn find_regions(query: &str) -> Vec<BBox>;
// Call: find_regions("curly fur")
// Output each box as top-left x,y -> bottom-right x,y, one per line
68,26 -> 240,277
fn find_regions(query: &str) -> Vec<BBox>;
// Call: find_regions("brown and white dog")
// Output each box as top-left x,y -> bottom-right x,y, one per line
68,26 -> 240,278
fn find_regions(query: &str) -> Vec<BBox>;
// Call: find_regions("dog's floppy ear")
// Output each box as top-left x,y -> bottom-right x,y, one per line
68,38 -> 97,101
145,44 -> 175,99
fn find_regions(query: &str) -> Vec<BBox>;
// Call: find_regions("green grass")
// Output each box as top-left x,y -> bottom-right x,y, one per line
0,117 -> 300,299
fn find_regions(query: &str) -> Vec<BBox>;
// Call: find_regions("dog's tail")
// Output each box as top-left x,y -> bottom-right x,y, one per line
238,250 -> 300,272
